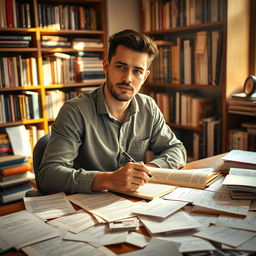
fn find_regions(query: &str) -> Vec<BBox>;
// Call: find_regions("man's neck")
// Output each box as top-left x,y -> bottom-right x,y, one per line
104,84 -> 131,123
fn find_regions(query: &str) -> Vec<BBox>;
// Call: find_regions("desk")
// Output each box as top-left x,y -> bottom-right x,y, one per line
0,154 -> 225,256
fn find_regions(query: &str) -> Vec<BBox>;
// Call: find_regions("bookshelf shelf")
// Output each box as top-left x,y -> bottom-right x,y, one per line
0,119 -> 45,128
148,82 -> 223,90
0,0 -> 107,156
146,21 -> 224,34
141,0 -> 250,161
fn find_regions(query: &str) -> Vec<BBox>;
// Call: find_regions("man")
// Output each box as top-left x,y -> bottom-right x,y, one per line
38,29 -> 187,194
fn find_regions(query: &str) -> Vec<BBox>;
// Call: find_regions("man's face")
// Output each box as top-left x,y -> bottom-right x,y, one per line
103,45 -> 150,102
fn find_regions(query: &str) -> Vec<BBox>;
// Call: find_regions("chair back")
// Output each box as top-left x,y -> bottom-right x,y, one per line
32,133 -> 51,194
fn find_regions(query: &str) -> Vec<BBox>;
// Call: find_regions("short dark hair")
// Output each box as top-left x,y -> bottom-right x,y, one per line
108,29 -> 158,67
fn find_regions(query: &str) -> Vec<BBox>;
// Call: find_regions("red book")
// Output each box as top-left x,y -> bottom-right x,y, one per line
0,162 -> 32,176
5,0 -> 14,28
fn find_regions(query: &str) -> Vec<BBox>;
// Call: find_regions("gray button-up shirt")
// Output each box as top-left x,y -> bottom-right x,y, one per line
38,85 -> 187,194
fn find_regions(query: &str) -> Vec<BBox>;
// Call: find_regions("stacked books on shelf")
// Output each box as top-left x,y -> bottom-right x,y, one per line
0,155 -> 34,204
41,36 -> 71,48
227,92 -> 256,115
0,35 -> 31,48
223,167 -> 256,199
0,134 -> 12,156
0,55 -> 38,88
0,0 -> 32,28
43,52 -> 104,85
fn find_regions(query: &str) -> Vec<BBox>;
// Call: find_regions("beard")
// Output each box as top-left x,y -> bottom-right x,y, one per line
106,75 -> 134,102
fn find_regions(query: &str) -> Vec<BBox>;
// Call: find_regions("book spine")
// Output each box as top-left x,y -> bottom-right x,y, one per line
1,163 -> 31,176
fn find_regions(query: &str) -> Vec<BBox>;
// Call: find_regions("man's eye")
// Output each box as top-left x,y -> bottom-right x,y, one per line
116,65 -> 126,70
134,69 -> 143,75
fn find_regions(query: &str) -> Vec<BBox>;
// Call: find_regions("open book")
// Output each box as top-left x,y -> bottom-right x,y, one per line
115,167 -> 220,200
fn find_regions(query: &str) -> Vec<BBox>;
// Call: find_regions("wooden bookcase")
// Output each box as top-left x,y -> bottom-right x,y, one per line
0,0 -> 107,155
140,0 -> 251,161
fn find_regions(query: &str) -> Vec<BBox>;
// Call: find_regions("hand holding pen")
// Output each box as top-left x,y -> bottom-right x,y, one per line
121,150 -> 152,178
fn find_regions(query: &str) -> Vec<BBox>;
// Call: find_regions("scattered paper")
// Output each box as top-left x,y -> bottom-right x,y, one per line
193,225 -> 256,247
0,210 -> 61,250
138,210 -> 201,235
47,209 -> 98,233
126,232 -> 151,248
24,192 -> 76,220
133,198 -> 187,219
67,192 -> 137,222
215,211 -> 256,232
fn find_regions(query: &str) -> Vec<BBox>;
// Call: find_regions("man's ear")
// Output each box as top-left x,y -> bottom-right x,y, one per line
103,59 -> 109,74
143,70 -> 150,83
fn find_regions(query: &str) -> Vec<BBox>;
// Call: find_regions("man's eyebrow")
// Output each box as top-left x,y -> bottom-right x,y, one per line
115,61 -> 145,71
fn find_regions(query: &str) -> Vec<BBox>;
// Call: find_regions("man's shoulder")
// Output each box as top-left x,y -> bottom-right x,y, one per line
136,92 -> 156,106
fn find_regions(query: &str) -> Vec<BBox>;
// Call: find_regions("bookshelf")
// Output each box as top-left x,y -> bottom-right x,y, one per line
0,0 -> 107,156
140,0 -> 251,161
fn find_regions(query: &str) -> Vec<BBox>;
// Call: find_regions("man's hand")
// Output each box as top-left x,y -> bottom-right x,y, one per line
91,162 -> 152,192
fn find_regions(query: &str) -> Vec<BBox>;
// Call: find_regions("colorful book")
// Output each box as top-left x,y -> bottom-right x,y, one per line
0,162 -> 31,176
0,155 -> 27,168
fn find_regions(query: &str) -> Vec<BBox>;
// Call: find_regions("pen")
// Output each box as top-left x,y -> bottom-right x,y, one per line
121,150 -> 152,178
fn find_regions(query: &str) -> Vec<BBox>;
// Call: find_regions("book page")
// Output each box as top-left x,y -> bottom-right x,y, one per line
229,168 -> 256,176
223,175 -> 256,188
148,167 -> 217,189
123,182 -> 176,200
24,192 -> 76,220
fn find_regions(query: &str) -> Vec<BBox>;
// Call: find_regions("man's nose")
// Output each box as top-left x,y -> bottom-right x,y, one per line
122,69 -> 133,83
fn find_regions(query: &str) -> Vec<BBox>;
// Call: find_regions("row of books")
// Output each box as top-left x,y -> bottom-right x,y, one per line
152,91 -> 214,127
43,52 -> 105,85
0,0 -> 32,28
174,117 -> 221,161
151,30 -> 222,85
141,0 -> 224,32
46,87 -> 97,119
0,91 -> 41,123
228,123 -> 256,152
0,155 -> 34,204
0,56 -> 38,88
227,92 -> 256,116
38,4 -> 99,30
41,35 -> 103,49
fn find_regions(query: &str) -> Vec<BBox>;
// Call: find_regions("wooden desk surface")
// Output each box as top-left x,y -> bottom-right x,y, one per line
0,153 -> 226,256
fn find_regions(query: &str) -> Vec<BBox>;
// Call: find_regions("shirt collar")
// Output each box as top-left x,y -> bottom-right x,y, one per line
96,83 -> 140,117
